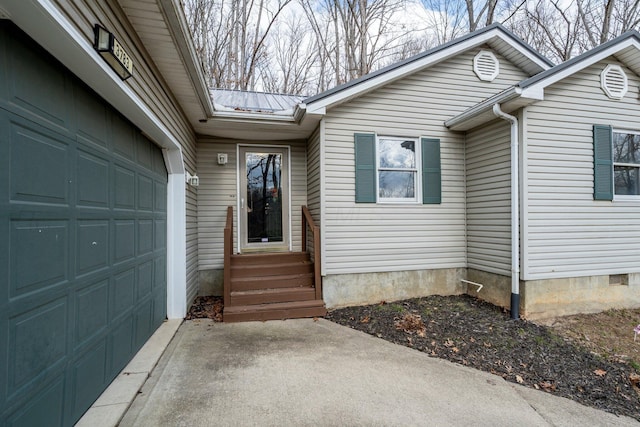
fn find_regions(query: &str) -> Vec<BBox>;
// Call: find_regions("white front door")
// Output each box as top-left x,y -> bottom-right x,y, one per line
239,146 -> 290,252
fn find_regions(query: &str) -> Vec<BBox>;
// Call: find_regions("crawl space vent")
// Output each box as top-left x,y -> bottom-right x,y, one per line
601,64 -> 627,99
473,50 -> 499,82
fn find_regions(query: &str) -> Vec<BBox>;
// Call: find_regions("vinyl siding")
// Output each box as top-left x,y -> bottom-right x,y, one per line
50,1 -> 200,301
306,126 -> 322,259
197,140 -> 308,270
322,48 -> 528,275
466,119 -> 512,276
525,58 -> 640,280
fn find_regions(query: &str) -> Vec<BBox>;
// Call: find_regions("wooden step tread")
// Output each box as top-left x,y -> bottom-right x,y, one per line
224,299 -> 325,313
231,252 -> 310,265
230,275 -> 314,292
229,286 -> 315,306
231,286 -> 313,297
223,300 -> 327,323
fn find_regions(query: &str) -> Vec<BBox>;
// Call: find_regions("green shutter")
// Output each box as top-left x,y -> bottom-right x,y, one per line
421,137 -> 441,204
593,125 -> 613,201
354,133 -> 376,203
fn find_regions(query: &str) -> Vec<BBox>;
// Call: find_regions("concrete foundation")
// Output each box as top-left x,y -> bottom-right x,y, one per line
467,269 -> 640,320
522,273 -> 640,320
322,268 -> 466,309
198,269 -> 223,296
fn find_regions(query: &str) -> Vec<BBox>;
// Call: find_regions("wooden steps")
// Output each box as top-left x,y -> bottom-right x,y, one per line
223,252 -> 326,322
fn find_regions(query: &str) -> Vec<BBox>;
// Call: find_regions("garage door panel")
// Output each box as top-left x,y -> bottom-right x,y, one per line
114,164 -> 136,210
108,314 -> 134,375
136,134 -> 153,170
134,298 -> 153,349
155,180 -> 167,211
75,279 -> 109,346
155,219 -> 167,250
6,376 -> 65,427
137,260 -> 153,300
5,41 -> 70,135
138,219 -> 153,255
8,297 -> 67,399
138,174 -> 153,211
76,220 -> 109,277
77,148 -> 110,208
111,268 -> 135,321
10,220 -> 69,298
153,145 -> 166,176
153,291 -> 166,326
74,85 -> 109,151
112,113 -> 135,160
10,120 -> 70,205
71,341 -> 107,419
114,219 -> 136,264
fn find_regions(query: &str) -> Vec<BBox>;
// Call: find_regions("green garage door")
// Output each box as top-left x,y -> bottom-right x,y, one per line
0,23 -> 167,426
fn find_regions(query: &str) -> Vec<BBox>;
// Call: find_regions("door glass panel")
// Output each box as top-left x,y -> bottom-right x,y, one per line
246,152 -> 283,243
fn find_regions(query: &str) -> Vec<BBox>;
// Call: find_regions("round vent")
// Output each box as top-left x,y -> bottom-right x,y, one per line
601,64 -> 627,99
473,50 -> 499,82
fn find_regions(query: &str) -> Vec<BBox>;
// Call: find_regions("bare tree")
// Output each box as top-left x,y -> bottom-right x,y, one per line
419,0 -> 501,42
260,14 -> 317,94
300,0 -> 408,86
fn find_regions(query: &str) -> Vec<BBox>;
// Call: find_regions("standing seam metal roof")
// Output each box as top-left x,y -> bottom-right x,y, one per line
211,89 -> 304,112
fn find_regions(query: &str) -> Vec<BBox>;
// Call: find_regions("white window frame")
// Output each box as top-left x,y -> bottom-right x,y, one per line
376,136 -> 421,204
612,128 -> 640,200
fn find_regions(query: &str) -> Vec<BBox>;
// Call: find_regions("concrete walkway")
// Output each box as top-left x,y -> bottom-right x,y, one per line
120,319 -> 639,427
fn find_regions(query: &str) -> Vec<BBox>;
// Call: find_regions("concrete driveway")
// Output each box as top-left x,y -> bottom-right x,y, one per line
119,318 -> 638,427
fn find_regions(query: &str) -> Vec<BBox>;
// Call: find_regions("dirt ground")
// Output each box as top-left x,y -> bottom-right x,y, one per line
187,294 -> 640,421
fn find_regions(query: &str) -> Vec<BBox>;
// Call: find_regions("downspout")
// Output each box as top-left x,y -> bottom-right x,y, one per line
492,104 -> 520,319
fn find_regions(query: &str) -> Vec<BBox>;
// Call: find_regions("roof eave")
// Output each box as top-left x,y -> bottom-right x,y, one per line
304,24 -> 552,114
158,0 -> 215,117
445,86 -> 543,131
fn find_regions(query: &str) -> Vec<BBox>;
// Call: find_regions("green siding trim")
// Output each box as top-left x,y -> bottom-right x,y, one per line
593,125 -> 613,201
354,133 -> 376,203
421,138 -> 441,204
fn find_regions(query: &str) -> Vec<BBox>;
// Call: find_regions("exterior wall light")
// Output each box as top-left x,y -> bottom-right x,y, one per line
93,24 -> 133,80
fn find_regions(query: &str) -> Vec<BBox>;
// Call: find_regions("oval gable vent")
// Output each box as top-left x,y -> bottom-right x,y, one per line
601,64 -> 627,99
474,50 -> 499,82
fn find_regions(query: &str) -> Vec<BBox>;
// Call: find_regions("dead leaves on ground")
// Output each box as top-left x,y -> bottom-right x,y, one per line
394,313 -> 426,337
594,369 -> 607,377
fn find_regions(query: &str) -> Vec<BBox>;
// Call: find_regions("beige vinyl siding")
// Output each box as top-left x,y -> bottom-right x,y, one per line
198,140 -> 308,270
50,0 -> 200,300
307,126 -> 321,221
466,119 -> 512,276
525,58 -> 640,280
322,48 -> 528,275
306,126 -> 322,259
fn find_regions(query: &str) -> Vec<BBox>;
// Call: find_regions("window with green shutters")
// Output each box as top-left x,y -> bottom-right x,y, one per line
354,133 -> 441,204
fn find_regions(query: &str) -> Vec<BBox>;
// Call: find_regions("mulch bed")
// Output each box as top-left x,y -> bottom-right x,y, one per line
185,296 -> 223,321
186,294 -> 640,420
326,295 -> 640,421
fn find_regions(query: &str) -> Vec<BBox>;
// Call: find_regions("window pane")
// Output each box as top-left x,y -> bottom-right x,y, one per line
613,133 -> 640,165
379,171 -> 415,198
614,166 -> 640,195
379,139 -> 415,169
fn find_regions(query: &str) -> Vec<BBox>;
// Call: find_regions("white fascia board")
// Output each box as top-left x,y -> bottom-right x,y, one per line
524,38 -> 640,93
211,110 -> 297,123
4,0 -> 185,168
305,30 -> 505,112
